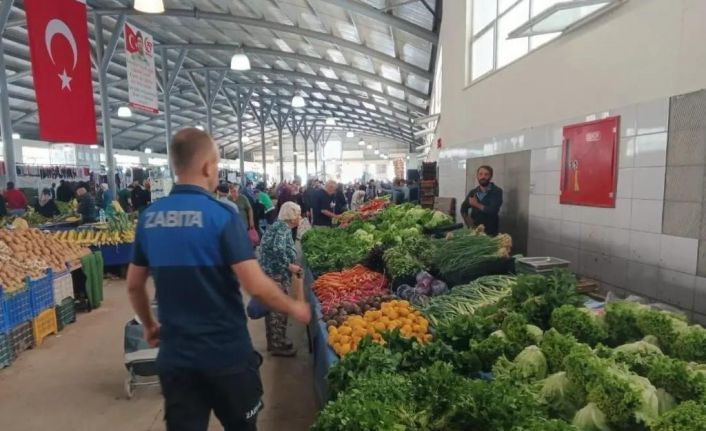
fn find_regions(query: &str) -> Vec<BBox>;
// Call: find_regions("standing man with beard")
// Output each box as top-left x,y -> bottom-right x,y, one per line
460,165 -> 503,236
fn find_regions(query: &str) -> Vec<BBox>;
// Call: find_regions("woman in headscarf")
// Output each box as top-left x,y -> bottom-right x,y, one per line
258,201 -> 302,356
35,188 -> 60,218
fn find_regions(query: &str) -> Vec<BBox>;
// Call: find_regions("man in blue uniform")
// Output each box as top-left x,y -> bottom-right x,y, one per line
126,128 -> 311,431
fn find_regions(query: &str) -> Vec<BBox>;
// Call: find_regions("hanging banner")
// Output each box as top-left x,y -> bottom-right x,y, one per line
24,0 -> 97,144
124,22 -> 159,114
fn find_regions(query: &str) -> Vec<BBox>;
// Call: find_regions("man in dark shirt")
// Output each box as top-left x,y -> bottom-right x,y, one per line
75,184 -> 97,223
312,180 -> 338,227
131,181 -> 151,212
126,128 -> 310,431
56,180 -> 74,203
460,165 -> 503,236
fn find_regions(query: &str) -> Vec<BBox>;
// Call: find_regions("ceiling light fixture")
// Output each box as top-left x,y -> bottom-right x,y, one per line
374,149 -> 380,155
195,125 -> 205,131
346,131 -> 354,138
272,144 -> 279,150
325,117 -> 336,126
134,0 -> 165,13
291,93 -> 306,108
242,135 -> 251,144
90,145 -> 99,149
367,144 -> 373,150
117,106 -> 132,118
11,133 -> 20,139
358,139 -> 365,146
230,51 -> 251,71
144,148 -> 153,154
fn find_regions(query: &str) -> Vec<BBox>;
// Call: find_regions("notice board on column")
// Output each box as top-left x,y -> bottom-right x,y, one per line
124,23 -> 159,114
560,116 -> 619,207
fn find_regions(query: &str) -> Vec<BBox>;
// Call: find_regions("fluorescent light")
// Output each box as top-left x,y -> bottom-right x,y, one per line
195,125 -> 205,131
374,149 -> 379,155
406,155 -> 410,160
346,131 -> 354,138
11,133 -> 20,139
230,52 -> 251,71
144,148 -> 153,154
117,106 -> 132,118
242,135 -> 250,144
325,117 -> 336,126
358,139 -> 365,146
366,144 -> 372,150
291,95 -> 306,108
134,0 -> 165,13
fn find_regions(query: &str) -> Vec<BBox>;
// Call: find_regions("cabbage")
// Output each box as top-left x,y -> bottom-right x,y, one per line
430,279 -> 448,296
527,325 -> 544,343
573,403 -> 611,431
614,340 -> 663,356
514,345 -> 548,380
656,388 -> 676,415
490,330 -> 507,339
539,371 -> 585,419
629,374 -> 659,425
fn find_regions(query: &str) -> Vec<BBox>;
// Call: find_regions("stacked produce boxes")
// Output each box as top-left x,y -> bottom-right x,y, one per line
420,162 -> 438,209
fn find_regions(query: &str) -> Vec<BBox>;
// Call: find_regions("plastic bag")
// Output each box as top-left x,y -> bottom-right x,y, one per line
246,297 -> 268,319
247,227 -> 260,247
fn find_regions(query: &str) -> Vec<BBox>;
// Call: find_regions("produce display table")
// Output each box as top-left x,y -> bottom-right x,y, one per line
94,243 -> 133,266
304,267 -> 337,407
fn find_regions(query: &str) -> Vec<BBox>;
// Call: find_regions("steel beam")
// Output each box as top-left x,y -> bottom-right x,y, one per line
7,70 -> 30,83
325,0 -> 437,42
221,83 -> 411,118
180,67 -> 425,114
94,8 -> 434,75
94,14 -> 123,195
0,0 -> 17,184
177,48 -> 427,100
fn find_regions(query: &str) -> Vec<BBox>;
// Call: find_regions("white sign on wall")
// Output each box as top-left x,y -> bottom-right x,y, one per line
124,23 -> 159,114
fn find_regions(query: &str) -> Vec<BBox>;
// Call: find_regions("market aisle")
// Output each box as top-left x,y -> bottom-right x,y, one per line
0,280 -> 317,431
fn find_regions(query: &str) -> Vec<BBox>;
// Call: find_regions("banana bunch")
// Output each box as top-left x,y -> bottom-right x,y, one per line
52,229 -> 132,246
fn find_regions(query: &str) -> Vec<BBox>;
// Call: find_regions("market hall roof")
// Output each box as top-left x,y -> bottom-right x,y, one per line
1,0 -> 441,157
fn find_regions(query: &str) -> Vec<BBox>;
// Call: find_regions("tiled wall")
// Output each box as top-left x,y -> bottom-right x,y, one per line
438,95 -> 706,321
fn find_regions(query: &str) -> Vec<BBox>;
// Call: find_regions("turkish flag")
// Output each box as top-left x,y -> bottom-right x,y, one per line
25,0 -> 97,144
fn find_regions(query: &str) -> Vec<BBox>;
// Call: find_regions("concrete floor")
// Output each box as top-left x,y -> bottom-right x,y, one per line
0,280 -> 317,431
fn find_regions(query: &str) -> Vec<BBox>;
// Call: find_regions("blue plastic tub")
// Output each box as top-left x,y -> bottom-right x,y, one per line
28,269 -> 54,316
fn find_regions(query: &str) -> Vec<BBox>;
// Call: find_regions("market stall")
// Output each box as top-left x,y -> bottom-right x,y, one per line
300,201 -> 706,431
0,227 -> 92,369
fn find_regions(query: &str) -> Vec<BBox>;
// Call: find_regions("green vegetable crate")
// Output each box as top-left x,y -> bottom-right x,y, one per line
55,297 -> 76,331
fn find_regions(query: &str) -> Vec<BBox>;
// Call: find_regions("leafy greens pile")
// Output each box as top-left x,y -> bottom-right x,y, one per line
314,269 -> 706,431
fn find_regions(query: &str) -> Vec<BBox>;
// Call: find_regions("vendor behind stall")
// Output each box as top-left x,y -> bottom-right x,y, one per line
75,184 -> 97,223
460,165 -> 503,236
35,188 -> 60,218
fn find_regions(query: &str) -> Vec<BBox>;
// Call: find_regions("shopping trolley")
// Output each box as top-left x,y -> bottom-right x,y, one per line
123,306 -> 160,399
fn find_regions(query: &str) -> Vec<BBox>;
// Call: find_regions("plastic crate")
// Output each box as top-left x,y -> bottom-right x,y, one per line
9,321 -> 33,358
1,288 -> 32,332
28,269 -> 54,316
52,270 -> 74,306
55,297 -> 76,331
32,308 -> 57,347
0,332 -> 12,369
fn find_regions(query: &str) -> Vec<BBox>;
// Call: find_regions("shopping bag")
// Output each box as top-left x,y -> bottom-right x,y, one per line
246,297 -> 268,319
247,227 -> 260,247
291,271 -> 304,302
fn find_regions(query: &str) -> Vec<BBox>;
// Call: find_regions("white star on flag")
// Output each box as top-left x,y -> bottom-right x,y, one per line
58,69 -> 72,90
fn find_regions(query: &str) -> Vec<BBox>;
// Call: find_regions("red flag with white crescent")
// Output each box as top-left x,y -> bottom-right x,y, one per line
25,0 -> 97,144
